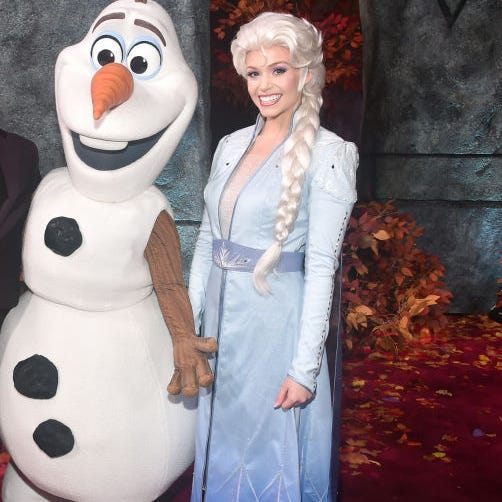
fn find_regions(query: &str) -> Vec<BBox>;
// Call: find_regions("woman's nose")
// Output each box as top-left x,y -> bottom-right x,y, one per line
258,73 -> 272,91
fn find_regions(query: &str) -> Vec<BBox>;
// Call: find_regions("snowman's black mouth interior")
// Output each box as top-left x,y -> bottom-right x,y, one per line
71,128 -> 166,171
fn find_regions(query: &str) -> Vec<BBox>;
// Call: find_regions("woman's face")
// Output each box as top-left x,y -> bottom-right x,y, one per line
245,45 -> 303,124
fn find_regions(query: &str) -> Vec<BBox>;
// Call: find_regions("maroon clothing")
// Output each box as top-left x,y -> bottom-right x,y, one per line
0,129 -> 39,317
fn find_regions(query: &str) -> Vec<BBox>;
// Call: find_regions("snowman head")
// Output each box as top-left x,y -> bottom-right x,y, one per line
55,0 -> 197,202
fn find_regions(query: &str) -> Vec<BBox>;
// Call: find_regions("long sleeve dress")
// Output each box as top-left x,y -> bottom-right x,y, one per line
189,115 -> 358,502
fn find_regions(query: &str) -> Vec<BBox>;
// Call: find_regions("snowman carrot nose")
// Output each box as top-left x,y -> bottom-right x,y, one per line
91,63 -> 134,120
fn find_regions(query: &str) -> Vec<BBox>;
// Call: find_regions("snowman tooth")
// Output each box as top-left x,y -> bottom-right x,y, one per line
79,135 -> 128,151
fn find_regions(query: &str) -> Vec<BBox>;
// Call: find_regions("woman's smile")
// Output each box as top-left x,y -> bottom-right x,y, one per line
245,45 -> 303,125
259,93 -> 282,106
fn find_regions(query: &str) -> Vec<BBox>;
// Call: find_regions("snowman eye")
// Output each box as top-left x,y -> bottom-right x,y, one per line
91,35 -> 124,68
126,41 -> 162,79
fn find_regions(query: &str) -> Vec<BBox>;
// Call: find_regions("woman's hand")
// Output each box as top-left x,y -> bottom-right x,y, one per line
274,377 -> 313,410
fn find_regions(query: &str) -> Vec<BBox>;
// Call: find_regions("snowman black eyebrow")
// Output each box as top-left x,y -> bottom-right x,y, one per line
134,18 -> 166,46
92,12 -> 126,32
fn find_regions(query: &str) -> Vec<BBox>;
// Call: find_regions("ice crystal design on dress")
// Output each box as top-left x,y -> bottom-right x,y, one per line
213,241 -> 251,270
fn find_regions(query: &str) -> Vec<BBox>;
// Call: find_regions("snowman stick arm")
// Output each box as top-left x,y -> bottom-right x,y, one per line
145,210 -> 217,396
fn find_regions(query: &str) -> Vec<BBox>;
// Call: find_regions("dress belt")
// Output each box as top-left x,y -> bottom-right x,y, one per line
212,239 -> 305,273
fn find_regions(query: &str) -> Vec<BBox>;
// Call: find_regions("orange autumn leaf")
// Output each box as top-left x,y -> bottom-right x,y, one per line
341,452 -> 371,465
395,273 -> 404,286
398,325 -> 414,341
373,229 -> 392,241
478,354 -> 490,364
351,378 -> 366,388
399,316 -> 409,329
355,305 -> 374,315
435,389 -> 453,397
401,267 -> 414,277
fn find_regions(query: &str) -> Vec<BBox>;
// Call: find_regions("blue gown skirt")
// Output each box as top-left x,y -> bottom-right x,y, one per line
190,261 -> 342,502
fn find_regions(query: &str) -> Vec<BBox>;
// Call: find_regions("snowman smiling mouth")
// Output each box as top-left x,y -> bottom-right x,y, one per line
71,128 -> 166,171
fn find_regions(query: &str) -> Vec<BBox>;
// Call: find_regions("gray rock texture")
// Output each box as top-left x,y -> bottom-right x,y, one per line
0,0 -> 210,278
359,0 -> 502,312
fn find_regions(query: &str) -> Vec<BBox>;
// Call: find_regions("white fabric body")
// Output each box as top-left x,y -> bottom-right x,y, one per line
0,0 -> 199,496
0,168 -> 196,501
0,293 -> 196,501
23,168 -> 172,311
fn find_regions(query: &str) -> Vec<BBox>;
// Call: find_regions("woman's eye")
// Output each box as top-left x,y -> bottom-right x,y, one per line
273,67 -> 287,76
246,71 -> 259,78
126,41 -> 162,79
91,35 -> 123,67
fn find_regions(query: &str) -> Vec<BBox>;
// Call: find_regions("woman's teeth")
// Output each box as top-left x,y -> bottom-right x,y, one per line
259,94 -> 281,105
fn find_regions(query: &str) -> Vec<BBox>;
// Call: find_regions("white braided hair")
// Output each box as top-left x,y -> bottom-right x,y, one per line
231,12 -> 326,295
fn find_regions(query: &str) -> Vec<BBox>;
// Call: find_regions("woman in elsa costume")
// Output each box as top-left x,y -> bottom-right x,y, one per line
188,12 -> 358,501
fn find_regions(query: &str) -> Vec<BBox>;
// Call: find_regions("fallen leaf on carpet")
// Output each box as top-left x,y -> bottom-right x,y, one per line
441,434 -> 458,442
435,389 -> 453,397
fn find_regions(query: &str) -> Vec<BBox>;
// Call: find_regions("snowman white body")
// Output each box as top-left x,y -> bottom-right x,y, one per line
0,171 -> 196,502
0,1 -> 199,500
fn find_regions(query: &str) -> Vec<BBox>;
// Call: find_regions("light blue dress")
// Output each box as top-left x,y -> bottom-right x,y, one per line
189,116 -> 358,502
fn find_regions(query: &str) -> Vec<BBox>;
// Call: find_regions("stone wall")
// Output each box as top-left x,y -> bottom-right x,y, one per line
0,0 -> 210,278
359,0 -> 501,312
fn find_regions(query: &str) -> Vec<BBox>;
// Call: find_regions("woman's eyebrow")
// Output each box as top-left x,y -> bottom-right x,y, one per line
246,61 -> 289,70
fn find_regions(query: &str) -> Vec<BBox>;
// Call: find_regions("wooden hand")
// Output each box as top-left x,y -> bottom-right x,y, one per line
145,210 -> 217,397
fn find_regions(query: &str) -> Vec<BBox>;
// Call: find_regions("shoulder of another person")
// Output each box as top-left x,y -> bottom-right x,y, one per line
0,131 -> 38,175
1,130 -> 37,151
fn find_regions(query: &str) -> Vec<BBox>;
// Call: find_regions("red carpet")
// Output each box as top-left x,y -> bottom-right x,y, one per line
339,314 -> 501,502
1,315 -> 500,501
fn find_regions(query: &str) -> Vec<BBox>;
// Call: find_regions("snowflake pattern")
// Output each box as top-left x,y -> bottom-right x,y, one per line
213,241 -> 252,270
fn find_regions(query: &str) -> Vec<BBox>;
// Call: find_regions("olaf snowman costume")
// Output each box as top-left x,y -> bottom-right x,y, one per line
0,1 -> 216,500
